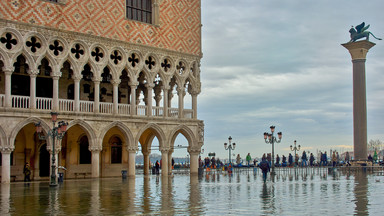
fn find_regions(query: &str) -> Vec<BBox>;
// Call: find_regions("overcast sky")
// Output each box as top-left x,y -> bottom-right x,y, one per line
175,0 -> 384,160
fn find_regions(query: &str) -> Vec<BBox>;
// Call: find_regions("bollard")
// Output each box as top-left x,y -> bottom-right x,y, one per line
58,173 -> 64,183
121,170 -> 127,179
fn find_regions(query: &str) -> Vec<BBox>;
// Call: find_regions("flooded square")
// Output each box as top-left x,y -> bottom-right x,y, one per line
1,168 -> 383,215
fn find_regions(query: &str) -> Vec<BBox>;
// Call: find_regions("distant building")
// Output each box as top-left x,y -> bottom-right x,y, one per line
0,0 -> 204,183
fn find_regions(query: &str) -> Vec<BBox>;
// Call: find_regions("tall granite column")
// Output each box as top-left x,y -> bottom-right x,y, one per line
342,40 -> 375,161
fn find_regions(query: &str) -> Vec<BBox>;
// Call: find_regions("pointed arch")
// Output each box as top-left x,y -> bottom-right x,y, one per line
67,119 -> 97,149
36,52 -> 58,73
98,121 -> 134,147
11,51 -> 37,71
9,117 -> 51,149
169,124 -> 197,149
135,123 -> 166,149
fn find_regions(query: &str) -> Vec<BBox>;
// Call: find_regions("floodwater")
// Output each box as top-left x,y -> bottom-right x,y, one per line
1,168 -> 383,215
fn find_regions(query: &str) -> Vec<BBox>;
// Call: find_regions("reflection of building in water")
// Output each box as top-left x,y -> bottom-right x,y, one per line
0,0 -> 204,183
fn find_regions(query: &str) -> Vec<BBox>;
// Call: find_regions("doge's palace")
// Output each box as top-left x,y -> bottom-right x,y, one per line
0,0 -> 203,183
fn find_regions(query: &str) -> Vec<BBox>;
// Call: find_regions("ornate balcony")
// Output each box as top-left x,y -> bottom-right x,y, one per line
0,94 -> 193,118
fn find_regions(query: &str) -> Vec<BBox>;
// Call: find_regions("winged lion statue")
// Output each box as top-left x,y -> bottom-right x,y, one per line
349,22 -> 382,42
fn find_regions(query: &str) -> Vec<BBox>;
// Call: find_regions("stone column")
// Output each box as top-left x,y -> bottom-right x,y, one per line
52,75 -> 60,112
342,41 -> 375,161
160,148 -> 169,176
162,86 -> 169,117
111,80 -> 120,115
91,149 -> 101,178
28,70 -> 38,109
146,83 -> 154,116
177,87 -> 185,119
188,149 -> 200,175
191,91 -> 198,119
0,148 -> 13,183
93,79 -> 100,113
4,70 -> 12,108
129,82 -> 138,115
168,151 -> 173,175
143,152 -> 150,175
73,75 -> 81,112
127,146 -> 137,177
154,85 -> 162,116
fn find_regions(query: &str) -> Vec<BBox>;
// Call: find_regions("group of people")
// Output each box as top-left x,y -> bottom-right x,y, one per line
199,156 -> 223,169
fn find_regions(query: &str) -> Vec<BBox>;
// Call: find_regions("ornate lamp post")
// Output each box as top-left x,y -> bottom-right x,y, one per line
224,136 -> 236,164
35,112 -> 68,187
290,140 -> 301,166
264,126 -> 282,174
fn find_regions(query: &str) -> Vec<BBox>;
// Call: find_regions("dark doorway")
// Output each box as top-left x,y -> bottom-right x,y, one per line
39,144 -> 50,177
79,136 -> 91,164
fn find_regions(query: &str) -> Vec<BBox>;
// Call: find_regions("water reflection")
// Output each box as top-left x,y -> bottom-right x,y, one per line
1,183 -> 10,215
353,172 -> 368,215
0,169 -> 382,215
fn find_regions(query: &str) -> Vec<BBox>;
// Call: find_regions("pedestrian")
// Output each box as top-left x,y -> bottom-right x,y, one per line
288,153 -> 293,167
267,153 -> 272,167
332,151 -> 337,167
155,160 -> 160,174
253,158 -> 257,167
23,162 -> 31,182
336,152 -> 340,166
282,155 -> 287,167
275,154 -> 280,167
295,154 -> 299,167
368,154 -> 373,163
322,151 -> 328,166
345,152 -> 350,166
236,154 -> 241,165
246,153 -> 252,167
309,153 -> 315,166
211,157 -> 216,168
259,157 -> 270,183
301,151 -> 307,167
172,158 -> 175,169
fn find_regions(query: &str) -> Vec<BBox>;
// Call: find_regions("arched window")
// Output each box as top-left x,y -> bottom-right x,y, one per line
79,136 -> 91,164
110,137 -> 122,164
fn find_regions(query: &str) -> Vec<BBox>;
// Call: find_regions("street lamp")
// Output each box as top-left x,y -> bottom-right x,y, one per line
35,112 -> 68,187
264,126 -> 282,174
224,136 -> 236,164
290,140 -> 301,166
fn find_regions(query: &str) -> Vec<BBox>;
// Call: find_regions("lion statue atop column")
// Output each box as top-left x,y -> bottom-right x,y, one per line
349,22 -> 382,42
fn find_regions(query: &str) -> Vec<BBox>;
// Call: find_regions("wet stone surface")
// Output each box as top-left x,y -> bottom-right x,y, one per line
1,168 -> 383,215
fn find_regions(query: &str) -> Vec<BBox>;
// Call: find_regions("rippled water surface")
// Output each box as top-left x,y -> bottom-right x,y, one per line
1,168 -> 384,215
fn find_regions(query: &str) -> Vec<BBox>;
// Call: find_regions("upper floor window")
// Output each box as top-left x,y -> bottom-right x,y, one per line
126,0 -> 152,24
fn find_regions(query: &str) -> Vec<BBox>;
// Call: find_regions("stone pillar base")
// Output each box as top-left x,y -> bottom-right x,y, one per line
350,160 -> 373,167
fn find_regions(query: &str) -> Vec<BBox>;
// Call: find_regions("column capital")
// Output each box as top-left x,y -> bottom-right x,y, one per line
177,87 -> 186,97
161,84 -> 170,91
89,146 -> 102,152
145,83 -> 155,89
92,77 -> 102,83
3,67 -> 14,75
341,40 -> 376,60
111,79 -> 121,86
127,146 -> 139,153
72,74 -> 82,82
160,147 -> 171,153
28,69 -> 39,77
129,81 -> 139,87
0,146 -> 14,154
188,148 -> 201,155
